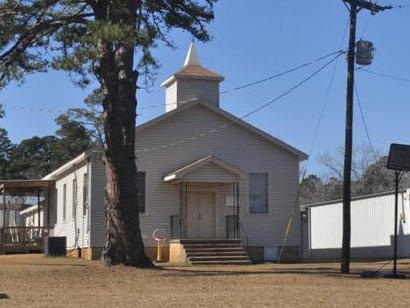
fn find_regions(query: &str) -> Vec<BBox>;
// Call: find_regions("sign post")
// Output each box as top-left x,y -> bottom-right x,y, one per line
386,143 -> 410,278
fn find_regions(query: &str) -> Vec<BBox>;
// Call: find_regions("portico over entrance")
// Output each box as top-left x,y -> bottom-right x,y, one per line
163,155 -> 247,240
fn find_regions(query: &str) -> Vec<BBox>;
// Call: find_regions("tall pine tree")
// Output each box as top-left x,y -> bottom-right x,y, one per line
0,0 -> 217,266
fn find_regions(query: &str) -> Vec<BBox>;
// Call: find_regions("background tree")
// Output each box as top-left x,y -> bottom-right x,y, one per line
60,88 -> 104,145
0,105 -> 13,178
54,113 -> 93,162
300,144 -> 410,204
0,0 -> 218,267
7,136 -> 59,179
5,113 -> 91,179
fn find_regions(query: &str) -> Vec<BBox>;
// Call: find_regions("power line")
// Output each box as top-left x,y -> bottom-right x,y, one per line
353,80 -> 378,161
1,49 -> 346,116
1,103 -> 142,117
278,18 -> 348,263
220,50 -> 344,94
307,26 -> 347,158
357,67 -> 410,83
241,52 -> 344,119
278,58 -> 341,263
136,52 -> 344,154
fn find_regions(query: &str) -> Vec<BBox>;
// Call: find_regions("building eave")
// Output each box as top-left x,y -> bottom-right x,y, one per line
42,148 -> 101,181
163,155 -> 247,183
301,188 -> 409,210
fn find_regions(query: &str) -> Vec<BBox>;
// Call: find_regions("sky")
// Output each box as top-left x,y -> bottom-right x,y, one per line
1,0 -> 409,175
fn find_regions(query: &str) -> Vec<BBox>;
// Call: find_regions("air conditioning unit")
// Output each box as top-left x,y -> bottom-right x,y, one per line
44,236 -> 66,257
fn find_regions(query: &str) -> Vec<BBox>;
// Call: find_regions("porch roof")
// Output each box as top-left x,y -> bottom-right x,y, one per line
0,180 -> 53,195
163,155 -> 247,183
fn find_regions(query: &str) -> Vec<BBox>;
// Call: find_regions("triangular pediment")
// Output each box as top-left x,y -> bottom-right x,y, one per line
163,155 -> 246,183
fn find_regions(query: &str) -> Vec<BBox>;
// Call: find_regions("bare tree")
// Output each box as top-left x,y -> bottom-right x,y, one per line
317,144 -> 409,200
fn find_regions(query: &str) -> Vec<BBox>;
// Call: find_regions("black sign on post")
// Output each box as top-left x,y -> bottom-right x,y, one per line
386,143 -> 410,278
387,143 -> 410,171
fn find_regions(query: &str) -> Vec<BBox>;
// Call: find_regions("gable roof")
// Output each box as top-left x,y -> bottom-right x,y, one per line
135,98 -> 308,160
163,155 -> 247,183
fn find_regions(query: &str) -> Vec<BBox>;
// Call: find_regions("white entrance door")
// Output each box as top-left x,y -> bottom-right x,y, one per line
187,192 -> 215,239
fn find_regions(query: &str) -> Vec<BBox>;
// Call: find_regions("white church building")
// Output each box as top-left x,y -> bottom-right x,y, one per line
32,44 -> 307,263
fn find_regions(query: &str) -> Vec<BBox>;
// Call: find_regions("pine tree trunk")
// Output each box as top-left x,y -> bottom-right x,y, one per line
97,1 -> 152,267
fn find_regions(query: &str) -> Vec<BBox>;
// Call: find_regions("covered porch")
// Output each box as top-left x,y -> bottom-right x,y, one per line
163,155 -> 252,264
164,155 -> 246,240
0,180 -> 53,254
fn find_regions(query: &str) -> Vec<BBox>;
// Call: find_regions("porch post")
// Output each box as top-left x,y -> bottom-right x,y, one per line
1,189 -> 5,254
231,183 -> 235,238
179,182 -> 188,238
2,189 -> 5,228
37,188 -> 41,230
179,183 -> 182,238
46,186 -> 51,228
235,181 -> 240,239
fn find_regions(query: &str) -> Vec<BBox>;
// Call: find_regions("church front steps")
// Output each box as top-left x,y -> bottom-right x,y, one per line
177,239 -> 252,265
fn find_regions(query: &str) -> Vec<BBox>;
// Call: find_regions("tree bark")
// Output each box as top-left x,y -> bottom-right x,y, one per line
97,1 -> 152,267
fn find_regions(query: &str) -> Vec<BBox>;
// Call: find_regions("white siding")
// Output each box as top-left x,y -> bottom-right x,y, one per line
181,162 -> 240,183
52,161 -> 90,250
165,81 -> 177,112
308,190 -> 410,259
177,79 -> 220,108
89,154 -> 106,247
166,79 -> 220,112
23,209 -> 44,227
86,104 -> 301,251
133,103 -> 300,248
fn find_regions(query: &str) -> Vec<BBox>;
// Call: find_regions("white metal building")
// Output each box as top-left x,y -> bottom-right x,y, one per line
301,189 -> 410,260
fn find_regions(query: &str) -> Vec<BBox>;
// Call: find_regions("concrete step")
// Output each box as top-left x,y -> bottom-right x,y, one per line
178,239 -> 252,265
187,251 -> 248,258
189,259 -> 252,265
179,239 -> 242,245
183,244 -> 241,249
188,255 -> 251,262
185,247 -> 244,252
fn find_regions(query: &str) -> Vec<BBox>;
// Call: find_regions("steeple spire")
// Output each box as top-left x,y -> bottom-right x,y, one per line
162,43 -> 224,112
183,42 -> 201,67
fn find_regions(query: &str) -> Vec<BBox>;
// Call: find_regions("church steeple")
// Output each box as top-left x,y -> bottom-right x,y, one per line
183,43 -> 201,67
161,43 -> 224,112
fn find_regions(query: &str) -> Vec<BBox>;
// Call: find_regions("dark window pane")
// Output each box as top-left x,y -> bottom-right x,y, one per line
83,173 -> 88,216
63,184 -> 67,221
72,178 -> 77,218
249,173 -> 268,213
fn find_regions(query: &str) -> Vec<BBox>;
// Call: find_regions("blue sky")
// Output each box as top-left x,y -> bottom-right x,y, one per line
1,0 -> 409,175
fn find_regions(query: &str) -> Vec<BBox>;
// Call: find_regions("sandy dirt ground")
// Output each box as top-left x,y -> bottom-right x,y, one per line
0,254 -> 409,308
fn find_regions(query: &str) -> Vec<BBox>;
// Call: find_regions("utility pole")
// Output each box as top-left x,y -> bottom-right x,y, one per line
341,0 -> 392,274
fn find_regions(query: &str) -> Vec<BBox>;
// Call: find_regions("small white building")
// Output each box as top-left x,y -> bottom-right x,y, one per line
38,43 -> 307,262
301,189 -> 410,261
0,204 -> 24,228
20,204 -> 45,228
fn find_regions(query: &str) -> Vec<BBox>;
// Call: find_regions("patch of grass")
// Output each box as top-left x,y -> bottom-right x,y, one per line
0,254 -> 409,308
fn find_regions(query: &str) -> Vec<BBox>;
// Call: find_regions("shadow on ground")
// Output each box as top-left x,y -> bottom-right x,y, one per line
158,264 -> 410,278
